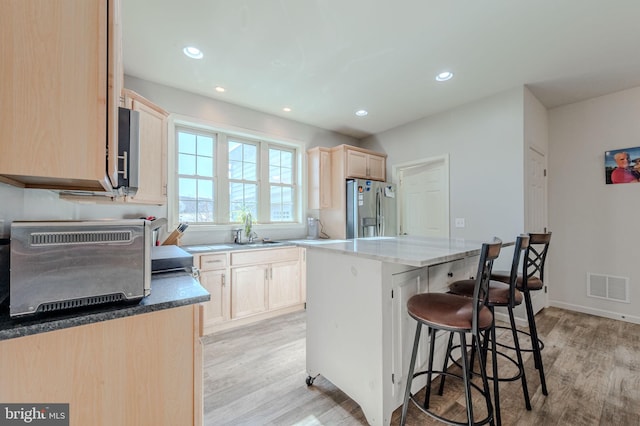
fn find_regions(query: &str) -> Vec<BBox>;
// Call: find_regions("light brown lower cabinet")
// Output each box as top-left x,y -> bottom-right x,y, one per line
0,305 -> 204,426
197,247 -> 306,333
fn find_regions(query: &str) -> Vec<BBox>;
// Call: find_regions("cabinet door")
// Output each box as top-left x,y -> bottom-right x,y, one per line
0,0 -> 112,191
391,268 -> 429,398
199,269 -> 229,327
231,265 -> 268,319
0,306 -> 199,425
368,154 -> 386,181
346,149 -> 368,179
268,260 -> 301,310
308,148 -> 332,209
126,98 -> 168,205
319,150 -> 332,208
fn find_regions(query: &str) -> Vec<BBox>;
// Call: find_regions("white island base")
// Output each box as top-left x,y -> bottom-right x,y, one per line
305,239 -> 480,426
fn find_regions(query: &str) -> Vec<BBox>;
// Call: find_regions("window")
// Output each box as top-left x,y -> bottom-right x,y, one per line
177,129 -> 216,223
174,125 -> 299,226
269,147 -> 294,222
228,138 -> 258,222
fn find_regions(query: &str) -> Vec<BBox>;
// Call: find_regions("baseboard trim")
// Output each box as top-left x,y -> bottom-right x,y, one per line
549,300 -> 640,325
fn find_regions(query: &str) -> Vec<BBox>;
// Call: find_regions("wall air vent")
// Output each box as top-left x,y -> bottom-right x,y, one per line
30,230 -> 133,246
587,273 -> 629,303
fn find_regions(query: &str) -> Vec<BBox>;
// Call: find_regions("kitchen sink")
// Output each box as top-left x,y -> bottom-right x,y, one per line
235,240 -> 286,247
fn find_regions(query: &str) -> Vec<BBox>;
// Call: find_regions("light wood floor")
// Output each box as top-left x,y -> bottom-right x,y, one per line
202,307 -> 640,425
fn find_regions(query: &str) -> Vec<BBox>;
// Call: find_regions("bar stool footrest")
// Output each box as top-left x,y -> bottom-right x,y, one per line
409,369 -> 493,426
447,343 -> 526,383
494,324 -> 545,352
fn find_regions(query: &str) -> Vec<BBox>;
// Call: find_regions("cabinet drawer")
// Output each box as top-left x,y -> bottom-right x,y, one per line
231,247 -> 299,266
199,253 -> 228,271
428,259 -> 472,293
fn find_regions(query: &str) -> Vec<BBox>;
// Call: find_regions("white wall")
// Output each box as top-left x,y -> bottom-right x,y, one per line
548,86 -> 640,323
0,77 -> 357,244
124,76 -> 356,150
361,87 -> 526,245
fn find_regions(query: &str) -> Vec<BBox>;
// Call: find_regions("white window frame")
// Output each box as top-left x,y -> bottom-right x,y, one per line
167,114 -> 305,234
266,144 -> 297,223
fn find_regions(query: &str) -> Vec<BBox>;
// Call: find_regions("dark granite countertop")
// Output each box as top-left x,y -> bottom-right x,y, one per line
0,271 -> 210,341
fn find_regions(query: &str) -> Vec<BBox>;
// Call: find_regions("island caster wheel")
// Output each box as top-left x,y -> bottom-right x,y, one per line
306,375 -> 316,386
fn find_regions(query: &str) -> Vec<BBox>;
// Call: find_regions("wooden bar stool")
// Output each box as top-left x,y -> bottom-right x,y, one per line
400,239 -> 502,426
446,235 -> 531,426
491,232 -> 551,396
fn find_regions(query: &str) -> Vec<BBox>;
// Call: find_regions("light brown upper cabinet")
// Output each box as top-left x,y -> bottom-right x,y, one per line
122,89 -> 169,205
0,0 -> 122,192
308,144 -> 387,239
307,147 -> 333,209
344,146 -> 386,181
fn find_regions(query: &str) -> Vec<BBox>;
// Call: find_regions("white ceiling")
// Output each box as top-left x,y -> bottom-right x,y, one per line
122,1 -> 640,139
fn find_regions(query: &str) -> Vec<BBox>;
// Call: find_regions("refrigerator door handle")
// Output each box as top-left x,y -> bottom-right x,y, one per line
376,187 -> 383,236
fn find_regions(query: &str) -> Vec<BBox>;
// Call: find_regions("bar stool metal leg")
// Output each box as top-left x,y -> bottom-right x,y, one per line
524,290 -> 548,395
508,304 -> 531,409
423,327 -> 438,410
401,322 -> 422,425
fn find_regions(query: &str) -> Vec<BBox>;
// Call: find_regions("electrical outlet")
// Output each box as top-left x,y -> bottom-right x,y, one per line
455,218 -> 465,228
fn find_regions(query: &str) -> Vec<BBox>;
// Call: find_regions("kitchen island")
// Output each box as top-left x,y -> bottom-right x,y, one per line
0,271 -> 210,426
298,236 -> 485,426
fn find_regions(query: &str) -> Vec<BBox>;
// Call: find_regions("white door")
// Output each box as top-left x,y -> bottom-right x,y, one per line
397,157 -> 449,238
526,147 -> 548,314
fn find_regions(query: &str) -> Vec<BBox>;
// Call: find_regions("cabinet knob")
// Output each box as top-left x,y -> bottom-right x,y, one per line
447,272 -> 453,277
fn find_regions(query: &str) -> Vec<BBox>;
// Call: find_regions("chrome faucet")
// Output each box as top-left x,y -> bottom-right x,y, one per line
244,212 -> 258,243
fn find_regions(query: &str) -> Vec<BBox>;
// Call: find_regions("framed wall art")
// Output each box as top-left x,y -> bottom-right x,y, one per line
605,147 -> 640,184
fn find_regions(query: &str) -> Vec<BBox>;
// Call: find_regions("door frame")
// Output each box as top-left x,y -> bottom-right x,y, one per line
525,144 -> 548,313
392,154 -> 450,238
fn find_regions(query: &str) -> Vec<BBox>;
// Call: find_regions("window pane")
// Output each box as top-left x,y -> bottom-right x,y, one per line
179,153 -> 196,175
229,160 -> 243,179
269,149 -> 280,167
244,184 -> 257,203
178,132 -> 196,154
229,182 -> 244,204
229,141 -> 242,162
198,180 -> 213,201
243,161 -> 257,180
282,186 -> 292,203
281,150 -> 292,168
179,178 -> 197,199
197,201 -> 214,222
197,156 -> 213,177
270,186 -> 281,203
244,144 -> 257,164
269,165 -> 281,183
229,183 -> 257,222
280,167 -> 292,184
179,200 -> 197,223
197,136 -> 213,157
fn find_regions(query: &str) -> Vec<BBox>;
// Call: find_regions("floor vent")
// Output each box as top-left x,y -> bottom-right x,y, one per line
587,273 -> 629,303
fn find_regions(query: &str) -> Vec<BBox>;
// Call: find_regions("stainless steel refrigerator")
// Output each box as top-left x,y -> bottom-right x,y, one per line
346,179 -> 397,238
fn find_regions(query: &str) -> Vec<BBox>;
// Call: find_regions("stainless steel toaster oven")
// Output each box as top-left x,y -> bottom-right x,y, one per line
10,219 -> 156,317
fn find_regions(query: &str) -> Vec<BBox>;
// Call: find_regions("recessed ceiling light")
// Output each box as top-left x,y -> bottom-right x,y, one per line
435,71 -> 454,82
215,86 -> 225,93
183,46 -> 203,59
283,107 -> 292,112
355,109 -> 368,117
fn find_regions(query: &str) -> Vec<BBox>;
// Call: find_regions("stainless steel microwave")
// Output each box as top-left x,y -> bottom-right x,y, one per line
9,219 -> 155,317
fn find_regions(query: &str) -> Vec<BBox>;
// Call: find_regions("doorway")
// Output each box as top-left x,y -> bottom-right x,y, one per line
526,146 -> 548,314
393,155 -> 449,238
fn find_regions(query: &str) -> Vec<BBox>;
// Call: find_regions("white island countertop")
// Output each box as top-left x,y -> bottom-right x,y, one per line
290,236 -> 488,267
